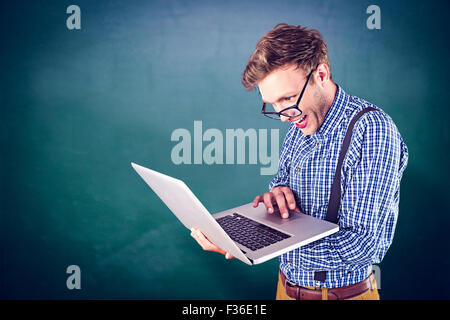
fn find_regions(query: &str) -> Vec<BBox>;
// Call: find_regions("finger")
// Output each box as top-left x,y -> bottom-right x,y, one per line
194,229 -> 216,250
263,192 -> 275,214
192,228 -> 227,255
191,228 -> 233,259
191,227 -> 212,249
252,195 -> 263,207
225,252 -> 235,259
272,189 -> 289,218
281,187 -> 298,211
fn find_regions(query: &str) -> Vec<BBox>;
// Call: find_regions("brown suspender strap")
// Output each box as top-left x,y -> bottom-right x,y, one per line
314,107 -> 377,284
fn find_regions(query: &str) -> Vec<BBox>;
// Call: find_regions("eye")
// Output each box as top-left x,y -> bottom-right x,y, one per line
284,96 -> 296,101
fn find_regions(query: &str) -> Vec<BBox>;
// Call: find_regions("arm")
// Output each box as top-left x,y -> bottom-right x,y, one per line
298,112 -> 406,270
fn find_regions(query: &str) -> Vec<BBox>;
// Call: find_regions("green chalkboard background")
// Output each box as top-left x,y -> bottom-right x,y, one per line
1,0 -> 449,299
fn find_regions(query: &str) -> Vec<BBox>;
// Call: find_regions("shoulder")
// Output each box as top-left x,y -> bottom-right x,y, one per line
347,95 -> 401,142
345,95 -> 405,164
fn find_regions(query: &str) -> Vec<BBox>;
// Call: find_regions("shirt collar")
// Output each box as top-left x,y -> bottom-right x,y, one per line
312,84 -> 349,139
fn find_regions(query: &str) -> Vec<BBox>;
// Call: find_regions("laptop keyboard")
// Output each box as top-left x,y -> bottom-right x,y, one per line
216,213 -> 291,251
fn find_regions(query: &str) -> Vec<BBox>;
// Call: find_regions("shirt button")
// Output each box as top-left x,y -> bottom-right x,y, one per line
315,142 -> 319,147
297,167 -> 301,172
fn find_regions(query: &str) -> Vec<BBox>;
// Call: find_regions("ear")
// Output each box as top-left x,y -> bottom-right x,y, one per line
315,63 -> 331,88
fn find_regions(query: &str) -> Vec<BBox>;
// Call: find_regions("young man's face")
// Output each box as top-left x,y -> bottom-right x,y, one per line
258,64 -> 329,135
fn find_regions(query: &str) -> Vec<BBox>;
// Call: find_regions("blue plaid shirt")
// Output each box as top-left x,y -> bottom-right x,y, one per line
270,85 -> 409,288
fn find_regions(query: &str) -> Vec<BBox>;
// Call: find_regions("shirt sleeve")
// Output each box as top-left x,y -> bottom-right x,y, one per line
269,125 -> 296,190
297,111 -> 408,271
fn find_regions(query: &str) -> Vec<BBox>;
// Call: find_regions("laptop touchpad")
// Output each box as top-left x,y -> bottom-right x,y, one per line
264,206 -> 302,225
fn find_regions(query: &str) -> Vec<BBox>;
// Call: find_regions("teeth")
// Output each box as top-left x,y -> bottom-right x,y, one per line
295,115 -> 306,124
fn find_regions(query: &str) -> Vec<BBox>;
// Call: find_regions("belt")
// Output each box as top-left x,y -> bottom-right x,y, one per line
279,270 -> 373,300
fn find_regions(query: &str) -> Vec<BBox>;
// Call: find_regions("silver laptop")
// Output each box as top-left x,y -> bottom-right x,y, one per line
131,162 -> 339,265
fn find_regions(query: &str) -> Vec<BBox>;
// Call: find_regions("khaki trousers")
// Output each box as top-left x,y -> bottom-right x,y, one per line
276,271 -> 380,300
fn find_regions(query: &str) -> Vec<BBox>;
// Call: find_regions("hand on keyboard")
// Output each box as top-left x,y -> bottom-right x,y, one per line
252,185 -> 301,219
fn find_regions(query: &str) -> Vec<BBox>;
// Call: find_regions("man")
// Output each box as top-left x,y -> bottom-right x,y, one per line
191,23 -> 409,300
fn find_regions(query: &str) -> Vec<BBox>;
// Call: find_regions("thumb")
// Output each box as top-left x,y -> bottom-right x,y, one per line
225,252 -> 234,259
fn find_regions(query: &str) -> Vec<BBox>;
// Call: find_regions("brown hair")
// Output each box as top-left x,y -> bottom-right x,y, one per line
241,23 -> 331,91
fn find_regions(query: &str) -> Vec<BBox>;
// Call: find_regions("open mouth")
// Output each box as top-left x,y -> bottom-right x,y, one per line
292,115 -> 308,129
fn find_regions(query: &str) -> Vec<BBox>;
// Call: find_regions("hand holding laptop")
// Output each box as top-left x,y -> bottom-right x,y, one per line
131,162 -> 338,265
190,185 -> 300,260
190,227 -> 235,259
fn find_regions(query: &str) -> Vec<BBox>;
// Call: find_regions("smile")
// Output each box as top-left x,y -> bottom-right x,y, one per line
292,115 -> 308,129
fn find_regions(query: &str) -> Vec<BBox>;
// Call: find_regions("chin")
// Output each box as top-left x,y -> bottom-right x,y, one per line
301,126 -> 317,135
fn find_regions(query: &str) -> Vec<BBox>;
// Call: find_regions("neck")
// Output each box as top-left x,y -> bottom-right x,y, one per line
324,80 -> 338,112
315,80 -> 337,121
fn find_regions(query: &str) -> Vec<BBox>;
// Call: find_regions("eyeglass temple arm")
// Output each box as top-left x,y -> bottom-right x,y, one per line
294,68 -> 315,107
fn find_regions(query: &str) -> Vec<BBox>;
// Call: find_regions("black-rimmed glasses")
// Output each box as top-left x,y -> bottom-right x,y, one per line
261,68 -> 315,120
